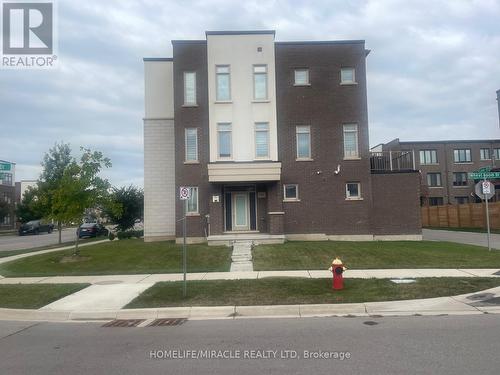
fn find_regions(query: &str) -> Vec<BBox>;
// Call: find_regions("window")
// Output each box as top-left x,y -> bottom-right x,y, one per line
296,126 -> 311,159
255,122 -> 269,158
217,123 -> 232,158
294,69 -> 309,85
429,197 -> 444,206
346,182 -> 361,199
343,124 -> 359,159
183,72 -> 196,105
495,149 -> 500,160
480,148 -> 491,160
340,67 -> 355,84
453,172 -> 468,186
454,149 -> 471,163
185,128 -> 198,162
427,173 -> 442,187
456,196 -> 469,204
186,187 -> 198,214
253,65 -> 268,100
3,215 -> 10,225
1,172 -> 12,186
216,65 -> 231,101
283,184 -> 298,201
419,150 -> 438,165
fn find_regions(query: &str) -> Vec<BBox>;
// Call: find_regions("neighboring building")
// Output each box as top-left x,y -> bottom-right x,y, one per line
143,30 -> 421,244
377,139 -> 500,205
15,180 -> 37,203
0,160 -> 16,230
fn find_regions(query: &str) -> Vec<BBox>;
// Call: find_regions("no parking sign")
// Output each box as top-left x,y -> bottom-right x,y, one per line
179,186 -> 191,200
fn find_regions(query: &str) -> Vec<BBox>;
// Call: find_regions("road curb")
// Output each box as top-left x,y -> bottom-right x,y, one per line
1,286 -> 499,323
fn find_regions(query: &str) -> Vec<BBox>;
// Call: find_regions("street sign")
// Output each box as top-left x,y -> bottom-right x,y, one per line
179,186 -> 191,200
469,171 -> 500,179
475,181 -> 495,200
0,163 -> 11,171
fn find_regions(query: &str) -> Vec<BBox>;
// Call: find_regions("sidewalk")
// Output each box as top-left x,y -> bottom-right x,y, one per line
1,268 -> 499,285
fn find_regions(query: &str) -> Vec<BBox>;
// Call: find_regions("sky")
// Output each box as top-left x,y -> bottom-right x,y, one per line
1,0 -> 500,187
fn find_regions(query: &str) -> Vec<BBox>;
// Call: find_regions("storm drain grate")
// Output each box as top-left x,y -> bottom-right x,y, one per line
102,319 -> 145,328
147,318 -> 187,327
363,321 -> 379,326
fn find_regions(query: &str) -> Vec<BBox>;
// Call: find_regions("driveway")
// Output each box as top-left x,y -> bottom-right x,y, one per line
423,228 -> 500,250
0,228 -> 77,252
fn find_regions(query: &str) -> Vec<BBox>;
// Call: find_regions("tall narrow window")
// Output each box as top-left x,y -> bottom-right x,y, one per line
255,122 -> 270,158
186,187 -> 198,214
216,65 -> 230,101
253,65 -> 268,100
185,128 -> 198,162
340,68 -> 356,84
296,126 -> 311,159
217,123 -> 232,158
183,72 -> 196,105
343,124 -> 359,158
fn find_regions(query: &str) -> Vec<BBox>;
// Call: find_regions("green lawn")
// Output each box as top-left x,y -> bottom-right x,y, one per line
253,241 -> 500,271
0,284 -> 89,309
125,277 -> 500,308
0,239 -> 231,277
0,236 -> 104,258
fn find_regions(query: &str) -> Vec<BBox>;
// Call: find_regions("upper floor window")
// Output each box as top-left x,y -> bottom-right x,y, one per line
253,65 -> 268,100
419,150 -> 437,165
343,124 -> 359,159
185,128 -> 198,162
453,172 -> 468,186
183,72 -> 196,105
480,148 -> 491,160
217,123 -> 232,158
216,65 -> 231,101
340,67 -> 356,84
495,148 -> 500,160
427,173 -> 442,187
255,122 -> 270,159
296,126 -> 311,159
186,187 -> 199,214
454,149 -> 471,163
294,69 -> 309,86
0,172 -> 12,186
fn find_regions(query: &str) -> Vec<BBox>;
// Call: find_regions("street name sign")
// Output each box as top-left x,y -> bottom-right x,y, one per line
469,171 -> 500,180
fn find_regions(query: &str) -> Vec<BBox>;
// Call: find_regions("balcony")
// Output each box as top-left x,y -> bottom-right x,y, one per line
208,162 -> 281,182
370,151 -> 416,173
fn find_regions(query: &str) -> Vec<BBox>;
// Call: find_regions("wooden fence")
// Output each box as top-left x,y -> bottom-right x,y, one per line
422,202 -> 500,229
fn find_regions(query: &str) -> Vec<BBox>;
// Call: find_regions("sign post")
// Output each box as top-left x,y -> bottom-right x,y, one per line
179,187 -> 191,297
473,178 -> 495,251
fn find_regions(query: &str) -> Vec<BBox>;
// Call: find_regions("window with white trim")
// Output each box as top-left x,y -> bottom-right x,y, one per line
340,68 -> 355,84
217,123 -> 232,158
343,124 -> 359,158
419,150 -> 438,165
183,72 -> 196,105
283,184 -> 299,201
185,128 -> 198,162
454,149 -> 471,163
296,126 -> 311,159
216,65 -> 231,101
294,69 -> 309,85
253,65 -> 268,100
255,122 -> 270,158
186,187 -> 198,214
495,148 -> 500,160
346,182 -> 361,199
480,148 -> 491,160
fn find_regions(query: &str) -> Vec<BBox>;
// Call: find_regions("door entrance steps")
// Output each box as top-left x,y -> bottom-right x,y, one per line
230,241 -> 254,272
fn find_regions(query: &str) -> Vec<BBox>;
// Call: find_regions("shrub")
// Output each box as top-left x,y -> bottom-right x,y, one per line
108,232 -> 115,241
116,229 -> 144,240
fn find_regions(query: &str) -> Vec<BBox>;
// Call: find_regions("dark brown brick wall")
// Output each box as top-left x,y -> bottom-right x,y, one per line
0,185 -> 15,230
371,172 -> 422,235
275,42 -> 373,234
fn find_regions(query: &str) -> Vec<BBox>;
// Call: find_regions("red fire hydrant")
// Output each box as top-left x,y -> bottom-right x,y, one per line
329,257 -> 346,290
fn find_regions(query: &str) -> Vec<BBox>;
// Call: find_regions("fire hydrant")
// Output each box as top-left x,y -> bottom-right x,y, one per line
328,257 -> 347,290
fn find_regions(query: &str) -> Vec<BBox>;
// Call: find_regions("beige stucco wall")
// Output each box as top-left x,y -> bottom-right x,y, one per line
206,34 -> 278,163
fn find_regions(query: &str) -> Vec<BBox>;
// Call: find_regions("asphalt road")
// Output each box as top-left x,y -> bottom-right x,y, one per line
0,228 -> 77,252
423,228 -> 500,249
0,315 -> 498,374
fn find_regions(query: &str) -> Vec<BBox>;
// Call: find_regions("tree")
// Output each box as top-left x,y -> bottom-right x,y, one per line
50,147 -> 121,256
105,185 -> 143,232
15,186 -> 46,223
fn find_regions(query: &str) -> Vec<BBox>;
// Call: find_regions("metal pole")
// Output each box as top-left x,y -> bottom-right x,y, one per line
183,199 -> 187,297
484,178 -> 491,252
389,150 -> 393,171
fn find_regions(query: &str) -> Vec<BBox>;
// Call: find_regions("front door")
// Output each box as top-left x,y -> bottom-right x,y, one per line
232,192 -> 250,231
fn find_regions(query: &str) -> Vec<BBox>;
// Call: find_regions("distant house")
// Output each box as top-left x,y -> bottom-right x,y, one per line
142,30 -> 422,244
0,160 -> 16,230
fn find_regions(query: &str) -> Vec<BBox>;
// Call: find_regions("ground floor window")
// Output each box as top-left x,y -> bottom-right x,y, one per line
186,187 -> 198,214
455,196 -> 469,204
346,182 -> 361,200
283,184 -> 299,201
428,197 -> 444,206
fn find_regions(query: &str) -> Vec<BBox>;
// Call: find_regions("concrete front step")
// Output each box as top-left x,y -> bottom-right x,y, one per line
231,255 -> 252,262
230,262 -> 253,272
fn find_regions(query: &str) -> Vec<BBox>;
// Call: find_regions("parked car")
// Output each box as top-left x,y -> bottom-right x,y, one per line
18,220 -> 54,236
77,223 -> 109,238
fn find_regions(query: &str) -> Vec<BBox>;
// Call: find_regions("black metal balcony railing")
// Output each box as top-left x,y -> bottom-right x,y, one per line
370,151 -> 416,172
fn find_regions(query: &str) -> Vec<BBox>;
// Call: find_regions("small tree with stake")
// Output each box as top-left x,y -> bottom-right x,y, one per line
51,148 -> 121,256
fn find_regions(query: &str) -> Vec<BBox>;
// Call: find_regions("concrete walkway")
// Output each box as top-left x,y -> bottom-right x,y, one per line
1,268 -> 499,285
229,241 -> 253,272
423,228 -> 500,249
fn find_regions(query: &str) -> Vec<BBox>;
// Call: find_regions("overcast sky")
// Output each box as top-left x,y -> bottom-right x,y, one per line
2,0 -> 500,187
